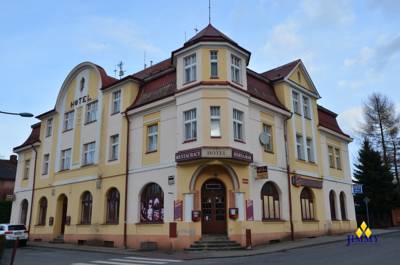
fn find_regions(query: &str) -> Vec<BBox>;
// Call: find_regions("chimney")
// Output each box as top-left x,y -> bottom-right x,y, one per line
10,155 -> 17,163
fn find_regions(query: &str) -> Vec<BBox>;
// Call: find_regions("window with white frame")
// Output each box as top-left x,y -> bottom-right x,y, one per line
335,148 -> 342,169
147,124 -> 158,152
83,142 -> 95,165
42,154 -> 49,175
64,111 -> 74,131
233,109 -> 244,141
292,91 -> 300,114
210,51 -> 218,78
112,90 -> 121,114
210,106 -> 221,137
231,55 -> 242,84
110,134 -> 119,161
85,101 -> 98,124
184,109 -> 197,141
263,124 -> 273,152
23,159 -> 30,179
303,96 -> 311,118
296,134 -> 305,160
184,53 -> 196,83
306,138 -> 314,162
60,148 -> 71,170
46,118 -> 53,137
328,146 -> 335,168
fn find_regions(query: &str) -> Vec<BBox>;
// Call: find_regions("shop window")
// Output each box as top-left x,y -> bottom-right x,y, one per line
140,183 -> 164,223
81,191 -> 92,224
38,197 -> 47,225
261,182 -> 280,220
300,188 -> 315,220
106,188 -> 120,224
329,190 -> 337,220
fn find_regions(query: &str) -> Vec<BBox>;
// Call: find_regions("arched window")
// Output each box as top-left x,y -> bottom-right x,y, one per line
38,197 -> 47,225
340,192 -> 347,220
81,191 -> 92,224
329,190 -> 337,220
20,199 -> 28,225
300,188 -> 315,220
140,183 -> 164,223
260,182 -> 280,220
106,188 -> 120,224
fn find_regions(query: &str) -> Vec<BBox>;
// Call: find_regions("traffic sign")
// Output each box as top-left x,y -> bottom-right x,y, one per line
352,184 -> 363,194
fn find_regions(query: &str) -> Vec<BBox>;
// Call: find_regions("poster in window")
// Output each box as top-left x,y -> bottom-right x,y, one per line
246,200 -> 254,221
140,194 -> 164,223
174,200 -> 183,221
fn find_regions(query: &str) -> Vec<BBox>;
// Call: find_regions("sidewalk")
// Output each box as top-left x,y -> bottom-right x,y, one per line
28,228 -> 400,260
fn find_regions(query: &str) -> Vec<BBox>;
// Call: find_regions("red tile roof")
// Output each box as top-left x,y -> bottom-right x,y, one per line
262,59 -> 301,81
94,64 -> 119,88
317,105 -> 350,138
132,59 -> 172,80
13,123 -> 41,151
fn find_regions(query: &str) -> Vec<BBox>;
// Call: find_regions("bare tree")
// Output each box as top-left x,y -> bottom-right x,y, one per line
388,127 -> 400,187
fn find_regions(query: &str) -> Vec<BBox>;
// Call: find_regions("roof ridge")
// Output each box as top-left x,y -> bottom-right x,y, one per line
262,59 -> 301,75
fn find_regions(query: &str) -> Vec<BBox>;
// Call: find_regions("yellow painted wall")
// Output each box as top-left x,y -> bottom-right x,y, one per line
260,111 -> 277,165
201,48 -> 228,81
142,111 -> 161,166
288,67 -> 313,92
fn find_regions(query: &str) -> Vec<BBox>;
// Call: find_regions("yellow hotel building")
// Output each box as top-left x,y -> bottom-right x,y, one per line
10,24 -> 356,250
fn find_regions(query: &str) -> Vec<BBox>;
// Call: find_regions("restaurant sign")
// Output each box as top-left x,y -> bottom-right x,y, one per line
175,147 -> 253,163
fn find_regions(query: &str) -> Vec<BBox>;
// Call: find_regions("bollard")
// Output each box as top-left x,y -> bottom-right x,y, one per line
9,238 -> 18,265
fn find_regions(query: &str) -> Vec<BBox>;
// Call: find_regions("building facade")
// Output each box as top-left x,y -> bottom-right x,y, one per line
11,24 -> 356,249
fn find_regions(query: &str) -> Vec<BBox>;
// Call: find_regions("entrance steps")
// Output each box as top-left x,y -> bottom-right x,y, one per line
185,235 -> 244,251
50,235 -> 64,244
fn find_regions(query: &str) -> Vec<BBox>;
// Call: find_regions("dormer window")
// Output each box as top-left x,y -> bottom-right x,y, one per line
210,51 -> 218,78
184,53 -> 196,84
231,55 -> 242,84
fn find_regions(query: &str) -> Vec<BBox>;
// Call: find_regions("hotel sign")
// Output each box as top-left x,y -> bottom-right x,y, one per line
175,147 -> 253,163
70,95 -> 93,108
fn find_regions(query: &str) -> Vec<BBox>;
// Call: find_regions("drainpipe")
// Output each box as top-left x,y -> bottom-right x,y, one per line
283,114 -> 294,241
123,112 -> 130,249
28,144 -> 38,236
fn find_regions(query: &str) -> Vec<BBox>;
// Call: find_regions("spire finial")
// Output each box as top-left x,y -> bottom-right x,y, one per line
208,0 -> 211,24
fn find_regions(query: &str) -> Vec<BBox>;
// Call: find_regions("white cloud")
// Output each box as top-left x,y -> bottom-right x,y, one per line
301,0 -> 355,25
337,106 -> 364,134
344,47 -> 375,67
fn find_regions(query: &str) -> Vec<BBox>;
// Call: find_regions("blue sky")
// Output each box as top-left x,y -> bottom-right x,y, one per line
1,0 -> 400,168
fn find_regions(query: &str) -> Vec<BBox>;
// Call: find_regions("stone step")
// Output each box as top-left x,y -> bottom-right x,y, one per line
186,235 -> 244,251
185,245 -> 244,251
191,241 -> 241,247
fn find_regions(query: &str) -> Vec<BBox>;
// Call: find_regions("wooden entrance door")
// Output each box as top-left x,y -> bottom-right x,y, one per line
201,179 -> 227,235
60,197 -> 68,235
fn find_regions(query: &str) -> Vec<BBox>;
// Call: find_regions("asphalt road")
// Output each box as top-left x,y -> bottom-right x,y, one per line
2,232 -> 399,265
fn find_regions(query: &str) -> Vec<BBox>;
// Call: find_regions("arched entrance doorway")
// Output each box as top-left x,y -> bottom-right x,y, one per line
55,195 -> 68,235
201,179 -> 227,235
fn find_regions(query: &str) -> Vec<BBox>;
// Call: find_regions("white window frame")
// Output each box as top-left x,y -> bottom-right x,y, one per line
147,124 -> 158,152
263,124 -> 273,152
109,134 -> 119,161
64,111 -> 74,131
85,101 -> 98,124
60,148 -> 71,170
112,90 -> 121,114
210,50 -> 218,78
296,134 -> 305,160
210,106 -> 221,137
328,146 -> 335,168
292,91 -> 300,114
83,142 -> 95,165
184,53 -> 197,84
184,109 -> 197,141
335,148 -> 342,170
306,138 -> 314,162
42,154 -> 49,175
46,118 -> 53,137
231,54 -> 242,84
233,109 -> 244,141
303,96 -> 311,119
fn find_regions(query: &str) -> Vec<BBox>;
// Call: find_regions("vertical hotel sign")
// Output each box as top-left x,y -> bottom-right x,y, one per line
174,200 -> 183,221
246,200 -> 254,221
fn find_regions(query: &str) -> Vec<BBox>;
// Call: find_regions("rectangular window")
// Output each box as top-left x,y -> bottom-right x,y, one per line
292,91 -> 300,114
296,134 -> 305,160
60,148 -> 71,170
335,148 -> 342,170
184,109 -> 197,141
233,109 -> 244,141
210,51 -> 218,78
64,111 -> 74,131
23,159 -> 30,179
306,138 -> 314,162
85,101 -> 98,124
112,90 -> 121,114
184,53 -> 197,83
147,124 -> 158,152
328,146 -> 335,168
262,124 -> 273,152
110,134 -> 119,161
42,154 -> 49,175
83,142 -> 95,165
210,106 -> 221,137
46,118 -> 53,137
303,96 -> 311,118
231,55 -> 242,84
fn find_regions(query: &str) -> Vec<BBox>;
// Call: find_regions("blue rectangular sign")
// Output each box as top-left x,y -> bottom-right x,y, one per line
352,184 -> 363,194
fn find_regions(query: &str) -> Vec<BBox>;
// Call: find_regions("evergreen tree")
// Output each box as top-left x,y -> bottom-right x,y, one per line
354,139 -> 395,222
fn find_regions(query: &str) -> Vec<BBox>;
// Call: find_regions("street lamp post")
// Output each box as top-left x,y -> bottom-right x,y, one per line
0,111 -> 34,117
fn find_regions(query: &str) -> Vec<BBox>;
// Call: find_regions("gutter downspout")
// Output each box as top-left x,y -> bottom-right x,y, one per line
283,114 -> 294,241
28,144 -> 38,236
123,112 -> 130,249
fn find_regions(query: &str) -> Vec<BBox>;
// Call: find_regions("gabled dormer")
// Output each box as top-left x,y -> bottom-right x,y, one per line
171,24 -> 251,90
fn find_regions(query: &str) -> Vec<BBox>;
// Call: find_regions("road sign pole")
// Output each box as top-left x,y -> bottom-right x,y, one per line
363,197 -> 370,227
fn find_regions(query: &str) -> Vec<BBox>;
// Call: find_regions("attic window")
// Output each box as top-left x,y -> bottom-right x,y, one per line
297,71 -> 301,83
80,78 -> 85,92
